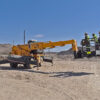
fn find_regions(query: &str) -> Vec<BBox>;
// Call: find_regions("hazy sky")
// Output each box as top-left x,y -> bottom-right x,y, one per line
0,0 -> 100,47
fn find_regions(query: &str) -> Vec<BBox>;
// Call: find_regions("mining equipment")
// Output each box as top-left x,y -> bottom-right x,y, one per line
0,39 -> 78,69
76,37 -> 100,58
0,33 -> 100,69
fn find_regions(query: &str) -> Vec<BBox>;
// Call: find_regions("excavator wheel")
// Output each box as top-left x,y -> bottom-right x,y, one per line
10,63 -> 18,68
24,63 -> 33,69
23,57 -> 33,69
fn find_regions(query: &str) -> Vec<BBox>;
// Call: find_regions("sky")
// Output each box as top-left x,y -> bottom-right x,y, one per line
0,0 -> 100,51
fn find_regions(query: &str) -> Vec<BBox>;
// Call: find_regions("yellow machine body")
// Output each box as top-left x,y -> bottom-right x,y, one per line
11,39 -> 78,56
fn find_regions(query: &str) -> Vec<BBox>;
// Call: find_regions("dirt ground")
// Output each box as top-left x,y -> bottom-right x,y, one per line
0,58 -> 100,100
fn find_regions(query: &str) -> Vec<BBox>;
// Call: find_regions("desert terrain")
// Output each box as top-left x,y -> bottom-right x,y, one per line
0,45 -> 100,100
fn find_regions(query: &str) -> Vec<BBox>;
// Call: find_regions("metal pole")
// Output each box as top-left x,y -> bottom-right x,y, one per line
13,40 -> 14,45
24,30 -> 25,44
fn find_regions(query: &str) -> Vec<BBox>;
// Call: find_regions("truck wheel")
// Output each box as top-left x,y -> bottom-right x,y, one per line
10,63 -> 18,68
77,50 -> 83,58
92,51 -> 96,56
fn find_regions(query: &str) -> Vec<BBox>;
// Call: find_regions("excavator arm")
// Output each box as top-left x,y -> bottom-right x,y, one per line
7,39 -> 79,69
11,39 -> 78,57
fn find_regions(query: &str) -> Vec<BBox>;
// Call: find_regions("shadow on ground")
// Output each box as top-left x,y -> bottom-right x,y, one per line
49,72 -> 94,78
0,66 -> 94,78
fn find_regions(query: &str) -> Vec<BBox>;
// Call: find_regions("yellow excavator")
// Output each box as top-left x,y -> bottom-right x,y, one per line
0,39 -> 78,69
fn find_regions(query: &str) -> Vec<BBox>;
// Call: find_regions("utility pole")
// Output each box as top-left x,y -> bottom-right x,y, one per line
24,30 -> 26,44
13,40 -> 14,45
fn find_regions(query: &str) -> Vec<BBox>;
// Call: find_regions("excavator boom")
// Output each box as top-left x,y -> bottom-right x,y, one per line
0,39 -> 78,69
11,39 -> 78,57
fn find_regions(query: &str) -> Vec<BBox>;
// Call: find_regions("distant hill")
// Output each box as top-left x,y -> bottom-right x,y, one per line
57,46 -> 95,55
0,44 -> 12,55
57,48 -> 73,55
57,47 -> 82,55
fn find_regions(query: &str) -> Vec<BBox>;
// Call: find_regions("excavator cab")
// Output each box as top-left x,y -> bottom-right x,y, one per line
28,40 -> 37,44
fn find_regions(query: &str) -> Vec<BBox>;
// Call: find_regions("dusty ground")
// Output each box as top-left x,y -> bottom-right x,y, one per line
0,58 -> 100,100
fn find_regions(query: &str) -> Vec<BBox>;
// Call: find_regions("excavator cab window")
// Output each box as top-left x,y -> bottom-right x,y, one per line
28,40 -> 37,49
28,40 -> 37,44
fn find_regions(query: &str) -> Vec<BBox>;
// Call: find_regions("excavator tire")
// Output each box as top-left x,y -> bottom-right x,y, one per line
10,63 -> 18,68
23,57 -> 33,69
24,63 -> 33,69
